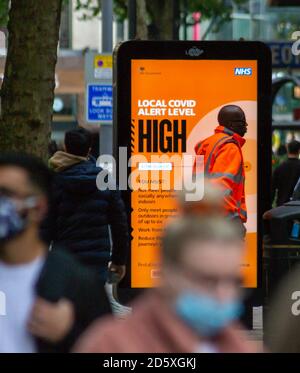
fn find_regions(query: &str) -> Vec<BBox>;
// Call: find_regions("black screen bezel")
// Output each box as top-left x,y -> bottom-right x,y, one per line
113,40 -> 272,291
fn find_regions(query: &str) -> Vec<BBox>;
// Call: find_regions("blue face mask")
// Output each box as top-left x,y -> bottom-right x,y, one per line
175,292 -> 243,337
0,196 -> 35,244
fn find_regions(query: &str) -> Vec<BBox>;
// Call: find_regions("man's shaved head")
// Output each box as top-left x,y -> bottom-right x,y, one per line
218,105 -> 248,137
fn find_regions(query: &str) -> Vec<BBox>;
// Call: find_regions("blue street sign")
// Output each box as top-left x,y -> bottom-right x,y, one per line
87,84 -> 113,123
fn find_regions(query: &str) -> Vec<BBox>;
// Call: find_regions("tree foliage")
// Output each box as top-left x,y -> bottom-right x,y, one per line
72,0 -> 248,39
74,0 -> 101,20
183,0 -> 248,37
0,0 -> 9,27
0,1 -> 247,29
186,0 -> 247,19
74,0 -> 127,21
73,0 -> 247,22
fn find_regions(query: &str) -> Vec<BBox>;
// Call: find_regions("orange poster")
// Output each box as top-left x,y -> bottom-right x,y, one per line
131,60 -> 258,288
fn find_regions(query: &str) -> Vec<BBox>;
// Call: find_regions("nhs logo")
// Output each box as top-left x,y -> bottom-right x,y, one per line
234,67 -> 252,76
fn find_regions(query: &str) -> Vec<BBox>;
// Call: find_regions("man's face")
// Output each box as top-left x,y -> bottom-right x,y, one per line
0,166 -> 35,209
0,167 -> 46,246
163,240 -> 244,304
228,110 -> 248,138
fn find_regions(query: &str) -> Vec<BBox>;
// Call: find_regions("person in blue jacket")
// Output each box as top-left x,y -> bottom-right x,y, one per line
42,127 -> 129,283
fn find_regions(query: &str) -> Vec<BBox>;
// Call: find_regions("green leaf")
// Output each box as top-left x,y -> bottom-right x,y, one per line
0,0 -> 9,27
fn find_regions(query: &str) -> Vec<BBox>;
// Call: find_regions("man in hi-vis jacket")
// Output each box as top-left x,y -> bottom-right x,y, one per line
194,105 -> 248,237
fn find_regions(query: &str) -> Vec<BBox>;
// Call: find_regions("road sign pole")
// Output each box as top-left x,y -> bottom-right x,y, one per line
128,0 -> 137,40
100,0 -> 113,155
101,0 -> 113,53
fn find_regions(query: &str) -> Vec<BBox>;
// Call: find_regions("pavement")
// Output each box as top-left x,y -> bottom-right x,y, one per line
248,306 -> 264,350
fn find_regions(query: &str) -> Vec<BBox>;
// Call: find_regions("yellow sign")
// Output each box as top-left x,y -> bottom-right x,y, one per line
94,55 -> 113,69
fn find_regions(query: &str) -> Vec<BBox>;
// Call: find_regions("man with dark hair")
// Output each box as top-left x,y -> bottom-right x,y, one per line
45,127 -> 129,283
74,215 -> 260,353
194,105 -> 248,237
272,140 -> 300,206
0,153 -> 111,353
64,128 -> 93,157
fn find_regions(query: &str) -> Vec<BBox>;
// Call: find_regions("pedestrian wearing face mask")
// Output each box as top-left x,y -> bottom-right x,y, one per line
74,216 -> 260,353
0,153 -> 111,353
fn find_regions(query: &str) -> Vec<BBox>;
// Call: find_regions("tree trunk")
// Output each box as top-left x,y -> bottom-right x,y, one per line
0,0 -> 63,159
146,0 -> 179,40
136,0 -> 148,39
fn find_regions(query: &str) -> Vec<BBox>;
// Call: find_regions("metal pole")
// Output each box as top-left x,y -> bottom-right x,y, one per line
172,0 -> 180,41
102,0 -> 113,53
128,0 -> 137,40
183,0 -> 188,40
100,0 -> 113,155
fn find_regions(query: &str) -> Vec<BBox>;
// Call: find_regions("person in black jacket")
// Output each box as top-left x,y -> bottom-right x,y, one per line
43,128 -> 129,283
0,153 -> 111,353
272,140 -> 300,206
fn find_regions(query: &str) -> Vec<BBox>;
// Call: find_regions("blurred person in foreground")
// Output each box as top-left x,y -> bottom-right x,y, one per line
74,214 -> 260,353
272,140 -> 300,206
0,153 -> 111,353
265,263 -> 300,353
42,127 -> 129,283
179,182 -> 255,330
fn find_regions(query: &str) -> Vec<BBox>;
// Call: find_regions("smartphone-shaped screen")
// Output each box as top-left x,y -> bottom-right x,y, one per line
114,41 -> 272,290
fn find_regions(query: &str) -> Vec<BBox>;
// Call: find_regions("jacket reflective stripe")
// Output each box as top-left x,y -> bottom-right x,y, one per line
206,137 -> 241,173
240,209 -> 247,218
227,212 -> 240,219
223,127 -> 235,136
223,189 -> 233,197
205,136 -> 229,173
208,172 -> 242,184
195,126 -> 247,223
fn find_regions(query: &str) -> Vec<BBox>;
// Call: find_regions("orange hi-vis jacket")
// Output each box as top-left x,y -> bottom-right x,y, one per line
194,126 -> 247,223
